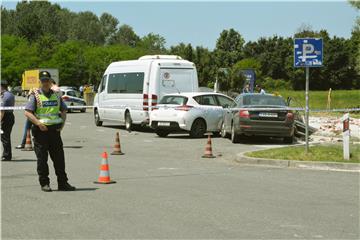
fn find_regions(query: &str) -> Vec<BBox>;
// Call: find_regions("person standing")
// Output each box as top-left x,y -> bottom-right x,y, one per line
255,84 -> 266,94
24,71 -> 75,192
16,88 -> 36,149
79,85 -> 84,98
1,80 -> 15,161
242,83 -> 251,93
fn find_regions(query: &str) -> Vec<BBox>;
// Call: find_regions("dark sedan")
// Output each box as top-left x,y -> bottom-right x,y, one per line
220,93 -> 296,143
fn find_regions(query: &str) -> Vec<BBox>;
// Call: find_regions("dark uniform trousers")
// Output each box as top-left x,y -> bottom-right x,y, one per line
1,112 -> 15,160
32,125 -> 68,186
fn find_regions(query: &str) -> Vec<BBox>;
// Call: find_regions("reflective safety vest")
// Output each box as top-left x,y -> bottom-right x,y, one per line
35,91 -> 63,125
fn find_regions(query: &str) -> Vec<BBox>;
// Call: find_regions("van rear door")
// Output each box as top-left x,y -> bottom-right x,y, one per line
158,68 -> 197,99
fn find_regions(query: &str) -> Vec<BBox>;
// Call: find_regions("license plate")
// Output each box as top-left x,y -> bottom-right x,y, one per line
158,122 -> 170,126
259,112 -> 278,118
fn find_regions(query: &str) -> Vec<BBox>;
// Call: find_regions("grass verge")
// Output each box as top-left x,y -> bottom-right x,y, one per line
245,144 -> 360,163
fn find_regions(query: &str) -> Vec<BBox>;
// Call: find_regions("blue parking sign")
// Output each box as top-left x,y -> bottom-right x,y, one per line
294,38 -> 323,67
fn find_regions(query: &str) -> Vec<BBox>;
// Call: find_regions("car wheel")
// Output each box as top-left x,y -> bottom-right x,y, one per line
94,109 -> 103,126
283,135 -> 294,144
189,118 -> 206,138
81,108 -> 86,113
156,130 -> 170,137
220,122 -> 229,138
231,123 -> 240,143
125,111 -> 133,131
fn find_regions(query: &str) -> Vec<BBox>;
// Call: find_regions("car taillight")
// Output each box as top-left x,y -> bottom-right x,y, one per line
175,105 -> 193,111
239,110 -> 250,118
151,94 -> 158,111
286,112 -> 294,121
62,96 -> 69,101
143,94 -> 149,111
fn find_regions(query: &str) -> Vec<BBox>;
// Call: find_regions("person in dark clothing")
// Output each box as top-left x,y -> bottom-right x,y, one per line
1,80 -> 15,161
24,71 -> 76,192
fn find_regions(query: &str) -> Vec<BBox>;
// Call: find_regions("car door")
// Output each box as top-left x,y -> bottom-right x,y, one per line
194,95 -> 223,131
215,95 -> 236,131
97,75 -> 107,119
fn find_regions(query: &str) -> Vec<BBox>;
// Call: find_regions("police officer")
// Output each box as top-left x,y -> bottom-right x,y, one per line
1,80 -> 15,161
25,71 -> 76,192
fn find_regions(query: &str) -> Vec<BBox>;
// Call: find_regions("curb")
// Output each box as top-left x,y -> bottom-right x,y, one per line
235,151 -> 360,172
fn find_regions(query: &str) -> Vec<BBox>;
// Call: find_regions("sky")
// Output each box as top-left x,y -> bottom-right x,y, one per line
1,0 -> 359,49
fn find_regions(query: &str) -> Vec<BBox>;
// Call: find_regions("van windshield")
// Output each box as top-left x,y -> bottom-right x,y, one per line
159,96 -> 188,105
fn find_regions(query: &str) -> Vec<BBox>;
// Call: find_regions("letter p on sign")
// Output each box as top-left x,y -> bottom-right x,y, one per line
302,43 -> 315,61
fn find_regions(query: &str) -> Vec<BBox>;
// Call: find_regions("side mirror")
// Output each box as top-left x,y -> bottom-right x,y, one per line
287,97 -> 292,106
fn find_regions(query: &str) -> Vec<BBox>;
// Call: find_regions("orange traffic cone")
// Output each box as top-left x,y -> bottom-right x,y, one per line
94,151 -> 116,184
202,134 -> 215,158
22,129 -> 33,151
111,132 -> 124,155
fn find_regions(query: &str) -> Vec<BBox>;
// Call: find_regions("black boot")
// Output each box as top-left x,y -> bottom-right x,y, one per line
58,182 -> 76,191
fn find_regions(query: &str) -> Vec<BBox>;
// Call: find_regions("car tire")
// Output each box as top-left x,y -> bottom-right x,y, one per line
94,109 -> 103,126
81,108 -> 86,113
231,123 -> 240,143
156,130 -> 170,137
189,118 -> 206,138
283,135 -> 294,144
125,111 -> 133,131
220,122 -> 229,138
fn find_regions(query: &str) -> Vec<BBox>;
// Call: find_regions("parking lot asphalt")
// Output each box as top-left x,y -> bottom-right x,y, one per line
2,111 -> 359,239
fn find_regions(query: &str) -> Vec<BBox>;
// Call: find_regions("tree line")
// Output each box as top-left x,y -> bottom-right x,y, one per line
1,1 -> 359,91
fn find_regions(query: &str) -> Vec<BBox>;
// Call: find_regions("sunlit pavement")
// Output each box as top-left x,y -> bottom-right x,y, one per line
2,111 -> 359,239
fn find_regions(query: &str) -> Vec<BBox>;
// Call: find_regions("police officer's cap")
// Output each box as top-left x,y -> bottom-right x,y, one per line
39,71 -> 52,82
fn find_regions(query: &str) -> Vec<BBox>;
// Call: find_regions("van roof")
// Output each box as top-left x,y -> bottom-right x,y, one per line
107,55 -> 194,69
162,92 -> 231,98
138,55 -> 183,60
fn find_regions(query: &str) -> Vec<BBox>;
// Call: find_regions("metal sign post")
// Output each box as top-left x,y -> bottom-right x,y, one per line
294,38 -> 323,153
305,67 -> 309,153
342,113 -> 350,160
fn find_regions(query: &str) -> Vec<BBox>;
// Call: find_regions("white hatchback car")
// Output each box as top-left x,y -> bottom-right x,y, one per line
150,92 -> 235,137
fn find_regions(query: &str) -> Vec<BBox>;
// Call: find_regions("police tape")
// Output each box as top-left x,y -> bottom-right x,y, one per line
1,105 -> 360,113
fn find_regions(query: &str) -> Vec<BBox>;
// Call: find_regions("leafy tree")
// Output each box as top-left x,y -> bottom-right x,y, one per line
169,43 -> 194,61
139,33 -> 166,52
1,7 -> 16,35
109,24 -> 140,47
68,11 -> 104,45
214,28 -> 245,68
1,35 -> 40,86
349,0 -> 360,9
100,13 -> 119,44
47,41 -> 89,86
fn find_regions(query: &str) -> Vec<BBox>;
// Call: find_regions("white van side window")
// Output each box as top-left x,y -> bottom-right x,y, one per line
107,72 -> 144,94
99,75 -> 107,93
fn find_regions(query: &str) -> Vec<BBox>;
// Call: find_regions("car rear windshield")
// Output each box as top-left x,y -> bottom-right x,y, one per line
159,96 -> 188,105
242,95 -> 286,106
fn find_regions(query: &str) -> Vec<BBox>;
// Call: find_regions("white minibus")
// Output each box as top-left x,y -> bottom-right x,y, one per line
93,55 -> 199,130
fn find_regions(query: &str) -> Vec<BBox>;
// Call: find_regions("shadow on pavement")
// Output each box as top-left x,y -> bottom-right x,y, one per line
54,187 -> 98,192
6,159 -> 37,162
102,125 -> 154,133
63,146 -> 83,149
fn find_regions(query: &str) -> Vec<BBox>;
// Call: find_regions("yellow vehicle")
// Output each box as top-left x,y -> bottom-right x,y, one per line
21,68 -> 59,96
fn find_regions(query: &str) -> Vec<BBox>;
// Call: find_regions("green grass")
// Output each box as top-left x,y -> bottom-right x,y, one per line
271,90 -> 360,118
246,144 -> 360,163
